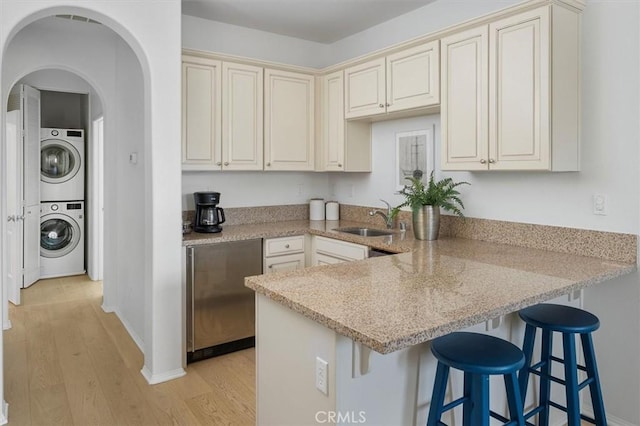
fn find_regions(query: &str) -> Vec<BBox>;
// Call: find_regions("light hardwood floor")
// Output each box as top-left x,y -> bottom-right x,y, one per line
4,275 -> 256,426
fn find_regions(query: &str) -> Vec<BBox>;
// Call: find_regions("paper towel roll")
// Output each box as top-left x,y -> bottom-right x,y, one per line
325,201 -> 339,221
310,198 -> 325,220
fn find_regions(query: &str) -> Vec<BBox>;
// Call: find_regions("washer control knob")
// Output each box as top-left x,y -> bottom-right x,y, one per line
51,130 -> 59,136
51,204 -> 59,211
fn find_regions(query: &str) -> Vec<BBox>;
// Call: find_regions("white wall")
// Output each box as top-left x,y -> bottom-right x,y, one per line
182,14 -> 330,69
113,37 -> 146,349
182,171 -> 330,210
329,116 -> 439,212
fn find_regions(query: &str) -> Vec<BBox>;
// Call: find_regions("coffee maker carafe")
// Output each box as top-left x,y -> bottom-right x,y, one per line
194,192 -> 226,233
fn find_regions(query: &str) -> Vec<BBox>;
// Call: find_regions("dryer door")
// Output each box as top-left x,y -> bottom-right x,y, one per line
40,214 -> 81,258
41,139 -> 81,184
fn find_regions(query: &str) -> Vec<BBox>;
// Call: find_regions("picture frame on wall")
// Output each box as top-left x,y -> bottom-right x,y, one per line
395,128 -> 434,191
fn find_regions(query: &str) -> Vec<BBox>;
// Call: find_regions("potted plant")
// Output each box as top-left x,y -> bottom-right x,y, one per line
396,172 -> 469,240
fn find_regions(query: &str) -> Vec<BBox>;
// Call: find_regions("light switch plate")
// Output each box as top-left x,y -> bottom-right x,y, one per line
593,194 -> 607,215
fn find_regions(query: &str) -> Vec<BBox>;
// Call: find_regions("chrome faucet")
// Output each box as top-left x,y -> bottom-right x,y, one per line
369,199 -> 394,229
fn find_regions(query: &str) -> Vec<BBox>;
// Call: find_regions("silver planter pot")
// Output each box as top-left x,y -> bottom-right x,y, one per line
412,205 -> 440,240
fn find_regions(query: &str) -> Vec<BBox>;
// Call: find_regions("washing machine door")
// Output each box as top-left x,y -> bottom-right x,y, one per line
41,139 -> 81,184
40,214 -> 81,258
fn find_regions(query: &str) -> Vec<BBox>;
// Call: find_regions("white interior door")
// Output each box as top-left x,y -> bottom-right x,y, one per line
5,111 -> 20,307
21,84 -> 41,288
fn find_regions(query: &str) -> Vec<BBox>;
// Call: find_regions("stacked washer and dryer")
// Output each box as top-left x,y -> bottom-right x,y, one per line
40,128 -> 85,279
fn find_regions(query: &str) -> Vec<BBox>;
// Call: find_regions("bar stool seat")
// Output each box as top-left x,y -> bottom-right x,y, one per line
427,332 -> 526,426
518,304 -> 606,426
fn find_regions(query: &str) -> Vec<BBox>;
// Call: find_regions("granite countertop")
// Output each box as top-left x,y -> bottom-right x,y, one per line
184,220 -> 636,354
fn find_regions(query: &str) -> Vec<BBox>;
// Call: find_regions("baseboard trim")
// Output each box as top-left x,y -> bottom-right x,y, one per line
0,400 -> 9,425
113,309 -> 144,352
140,366 -> 186,385
101,303 -> 115,313
582,406 -> 637,426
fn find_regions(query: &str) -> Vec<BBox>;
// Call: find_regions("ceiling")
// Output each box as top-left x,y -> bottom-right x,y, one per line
181,0 -> 437,44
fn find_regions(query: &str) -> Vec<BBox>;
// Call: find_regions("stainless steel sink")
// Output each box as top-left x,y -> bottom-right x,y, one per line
334,227 -> 395,237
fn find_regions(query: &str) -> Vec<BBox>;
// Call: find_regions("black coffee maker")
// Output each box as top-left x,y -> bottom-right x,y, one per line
194,192 -> 226,233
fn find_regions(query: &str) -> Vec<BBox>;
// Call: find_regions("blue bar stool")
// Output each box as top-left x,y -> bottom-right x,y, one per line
518,304 -> 606,426
427,332 -> 526,426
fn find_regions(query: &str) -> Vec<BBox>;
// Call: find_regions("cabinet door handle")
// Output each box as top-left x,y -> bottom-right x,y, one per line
379,104 -> 384,108
268,264 -> 273,268
285,244 -> 290,249
489,159 -> 496,164
266,162 -> 271,167
480,159 -> 487,164
216,161 -> 222,166
338,163 -> 342,168
386,103 -> 390,107
224,162 -> 229,166
7,216 -> 15,222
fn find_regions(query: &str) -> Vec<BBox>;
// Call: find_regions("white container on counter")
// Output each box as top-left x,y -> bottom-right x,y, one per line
325,201 -> 339,221
309,198 -> 325,220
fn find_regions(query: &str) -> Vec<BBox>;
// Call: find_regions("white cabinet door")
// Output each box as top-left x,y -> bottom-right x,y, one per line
21,84 -> 41,288
344,57 -> 386,119
322,71 -> 345,171
6,110 -> 21,302
489,7 -> 550,170
440,26 -> 489,171
386,41 -> 440,113
314,252 -> 347,266
222,62 -> 264,170
181,55 -> 222,170
265,253 -> 306,274
264,69 -> 315,171
312,236 -> 368,266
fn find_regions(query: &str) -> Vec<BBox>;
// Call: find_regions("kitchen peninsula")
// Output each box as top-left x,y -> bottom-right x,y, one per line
238,221 -> 635,425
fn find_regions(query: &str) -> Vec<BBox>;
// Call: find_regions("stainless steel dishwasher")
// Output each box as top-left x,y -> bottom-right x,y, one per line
186,239 -> 263,363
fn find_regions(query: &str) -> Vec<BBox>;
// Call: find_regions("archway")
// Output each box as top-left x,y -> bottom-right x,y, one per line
0,4 -> 183,421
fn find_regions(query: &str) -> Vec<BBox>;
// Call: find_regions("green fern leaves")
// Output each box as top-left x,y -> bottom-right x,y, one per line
397,172 -> 470,217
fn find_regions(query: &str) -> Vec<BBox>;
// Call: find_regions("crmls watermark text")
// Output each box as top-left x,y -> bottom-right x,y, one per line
315,411 -> 367,424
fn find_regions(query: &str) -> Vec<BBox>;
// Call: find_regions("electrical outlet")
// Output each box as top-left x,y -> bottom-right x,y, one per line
316,357 -> 328,395
593,194 -> 607,215
297,184 -> 304,196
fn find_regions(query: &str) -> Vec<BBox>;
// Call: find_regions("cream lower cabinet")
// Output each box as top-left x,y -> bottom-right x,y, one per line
318,71 -> 371,172
264,69 -> 315,171
181,55 -> 222,170
441,5 -> 580,171
264,236 -> 306,274
344,41 -> 440,119
311,236 -> 368,266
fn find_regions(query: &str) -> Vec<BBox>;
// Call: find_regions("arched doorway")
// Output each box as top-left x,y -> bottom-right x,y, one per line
0,3 -> 183,420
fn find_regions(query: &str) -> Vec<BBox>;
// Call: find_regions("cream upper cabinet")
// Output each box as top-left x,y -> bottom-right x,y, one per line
222,62 -> 264,170
441,5 -> 580,171
386,42 -> 440,113
182,55 -> 222,170
344,58 -> 386,119
321,71 -> 345,171
264,69 -> 315,171
344,41 -> 440,119
318,71 -> 372,172
440,27 -> 489,171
